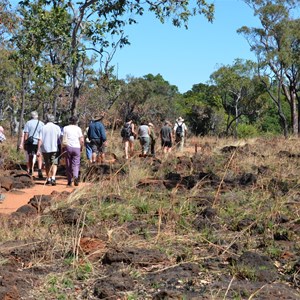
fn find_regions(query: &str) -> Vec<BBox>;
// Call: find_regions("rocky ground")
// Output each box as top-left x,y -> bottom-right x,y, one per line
0,137 -> 299,299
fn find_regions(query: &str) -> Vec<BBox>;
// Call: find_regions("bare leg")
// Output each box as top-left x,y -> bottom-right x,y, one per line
32,154 -> 36,173
124,140 -> 129,159
92,152 -> 97,163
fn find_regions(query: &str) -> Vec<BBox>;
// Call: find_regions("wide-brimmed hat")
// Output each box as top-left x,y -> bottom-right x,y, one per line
93,115 -> 104,121
177,117 -> 184,122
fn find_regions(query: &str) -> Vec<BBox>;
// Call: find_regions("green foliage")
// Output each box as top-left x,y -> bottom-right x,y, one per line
237,123 -> 259,138
239,0 -> 300,135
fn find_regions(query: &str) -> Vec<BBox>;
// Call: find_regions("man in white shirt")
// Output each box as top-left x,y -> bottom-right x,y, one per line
37,114 -> 61,186
174,117 -> 188,152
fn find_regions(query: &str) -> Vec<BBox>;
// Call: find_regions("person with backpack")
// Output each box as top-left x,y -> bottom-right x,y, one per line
121,117 -> 136,159
174,117 -> 187,152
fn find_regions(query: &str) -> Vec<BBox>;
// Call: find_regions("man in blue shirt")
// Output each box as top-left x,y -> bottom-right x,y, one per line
23,111 -> 44,177
87,116 -> 107,163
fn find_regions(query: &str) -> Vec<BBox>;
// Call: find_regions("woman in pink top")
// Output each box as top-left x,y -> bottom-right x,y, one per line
62,116 -> 84,186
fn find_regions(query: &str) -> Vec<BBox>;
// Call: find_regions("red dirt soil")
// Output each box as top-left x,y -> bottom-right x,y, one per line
0,173 -> 83,214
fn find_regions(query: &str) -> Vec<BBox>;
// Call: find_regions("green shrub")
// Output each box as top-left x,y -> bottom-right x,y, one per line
237,123 -> 259,138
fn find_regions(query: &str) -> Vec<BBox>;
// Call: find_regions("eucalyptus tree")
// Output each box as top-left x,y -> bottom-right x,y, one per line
18,0 -> 214,117
181,83 -> 225,136
210,59 -> 265,137
238,0 -> 300,136
10,2 -> 45,146
0,0 -> 17,42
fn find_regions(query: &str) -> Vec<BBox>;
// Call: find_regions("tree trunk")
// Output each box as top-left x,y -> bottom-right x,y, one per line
282,84 -> 298,135
17,69 -> 26,150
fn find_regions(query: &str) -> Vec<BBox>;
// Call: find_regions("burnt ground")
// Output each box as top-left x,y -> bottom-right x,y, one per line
0,139 -> 299,299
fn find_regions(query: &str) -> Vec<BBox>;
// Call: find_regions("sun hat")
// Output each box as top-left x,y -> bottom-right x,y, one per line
148,122 -> 154,127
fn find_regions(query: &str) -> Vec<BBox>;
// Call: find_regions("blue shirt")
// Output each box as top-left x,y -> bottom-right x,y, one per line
88,121 -> 106,141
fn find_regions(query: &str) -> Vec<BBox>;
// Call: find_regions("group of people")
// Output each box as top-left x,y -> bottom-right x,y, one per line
1,112 -> 188,187
19,111 -> 84,186
17,112 -> 108,186
121,116 -> 188,159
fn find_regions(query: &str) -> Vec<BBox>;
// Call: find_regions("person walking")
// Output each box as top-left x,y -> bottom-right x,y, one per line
37,114 -> 61,185
84,121 -> 92,163
148,122 -> 156,157
138,120 -> 150,157
23,111 -> 44,177
121,116 -> 136,159
19,128 -> 30,174
62,116 -> 84,186
87,115 -> 107,163
174,117 -> 188,152
160,121 -> 173,154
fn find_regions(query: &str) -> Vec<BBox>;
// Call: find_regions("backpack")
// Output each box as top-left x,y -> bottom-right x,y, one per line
121,123 -> 132,138
176,122 -> 184,138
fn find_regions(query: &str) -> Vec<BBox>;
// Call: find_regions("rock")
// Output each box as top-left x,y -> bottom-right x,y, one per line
52,208 -> 81,225
13,204 -> 37,216
0,176 -> 14,191
239,173 -> 257,186
93,272 -> 134,299
102,247 -> 168,267
28,195 -> 52,212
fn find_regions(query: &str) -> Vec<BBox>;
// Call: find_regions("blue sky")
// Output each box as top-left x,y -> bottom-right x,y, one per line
111,0 -> 261,93
10,0 -> 261,93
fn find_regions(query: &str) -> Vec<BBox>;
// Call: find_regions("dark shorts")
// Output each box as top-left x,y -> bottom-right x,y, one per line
90,139 -> 106,154
161,140 -> 172,148
26,144 -> 38,155
43,152 -> 59,169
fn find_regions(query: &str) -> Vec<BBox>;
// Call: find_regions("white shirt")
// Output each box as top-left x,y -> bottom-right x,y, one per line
39,122 -> 61,153
174,122 -> 187,137
63,125 -> 83,148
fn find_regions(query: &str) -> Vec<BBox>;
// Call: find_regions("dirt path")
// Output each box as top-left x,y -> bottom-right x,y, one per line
0,175 -> 82,214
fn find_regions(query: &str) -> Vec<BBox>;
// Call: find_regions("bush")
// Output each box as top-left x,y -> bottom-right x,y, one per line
237,124 -> 259,138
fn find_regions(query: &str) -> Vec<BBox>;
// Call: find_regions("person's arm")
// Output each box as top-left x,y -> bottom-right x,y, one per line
173,123 -> 177,138
19,132 -> 25,149
100,123 -> 107,142
37,138 -> 42,156
131,123 -> 136,137
78,128 -> 84,149
23,132 -> 29,142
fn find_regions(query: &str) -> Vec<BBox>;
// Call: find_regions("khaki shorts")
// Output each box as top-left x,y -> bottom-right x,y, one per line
43,152 -> 59,169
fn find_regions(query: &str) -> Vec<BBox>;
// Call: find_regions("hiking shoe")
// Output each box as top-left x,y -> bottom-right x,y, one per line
51,179 -> 56,186
28,170 -> 33,176
38,169 -> 43,179
46,179 -> 52,185
67,181 -> 72,187
74,177 -> 79,186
